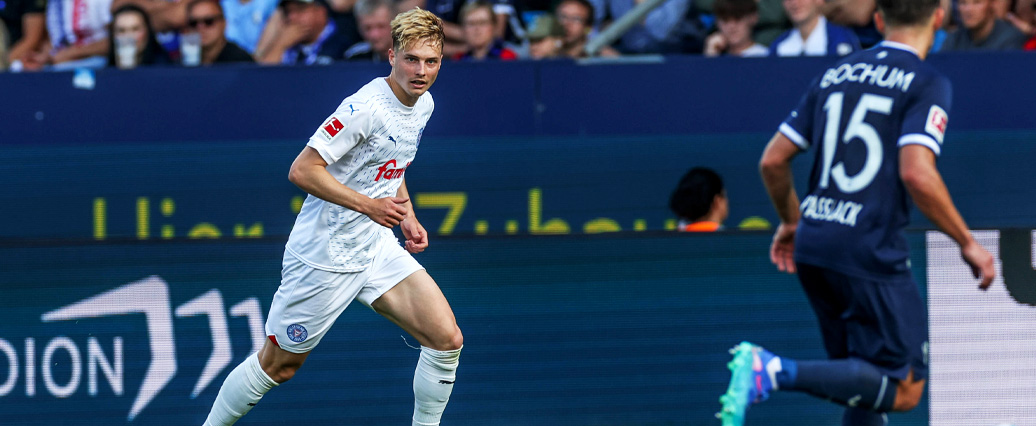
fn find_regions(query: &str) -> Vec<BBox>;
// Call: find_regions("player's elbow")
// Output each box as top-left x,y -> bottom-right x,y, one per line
759,156 -> 786,180
288,162 -> 309,188
898,165 -> 929,195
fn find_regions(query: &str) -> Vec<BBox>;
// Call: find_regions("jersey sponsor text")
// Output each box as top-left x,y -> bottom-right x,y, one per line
375,160 -> 409,181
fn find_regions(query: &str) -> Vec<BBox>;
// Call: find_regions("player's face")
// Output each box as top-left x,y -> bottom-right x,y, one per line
958,0 -> 993,30
782,0 -> 822,27
388,39 -> 442,103
360,5 -> 393,55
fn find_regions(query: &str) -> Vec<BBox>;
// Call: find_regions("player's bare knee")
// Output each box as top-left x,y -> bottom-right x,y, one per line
891,381 -> 924,411
428,325 -> 463,351
447,326 -> 463,351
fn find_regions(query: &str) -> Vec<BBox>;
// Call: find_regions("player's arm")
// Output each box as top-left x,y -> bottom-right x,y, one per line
760,132 -> 802,273
288,147 -> 408,227
396,178 -> 429,253
899,145 -> 995,288
760,132 -> 802,225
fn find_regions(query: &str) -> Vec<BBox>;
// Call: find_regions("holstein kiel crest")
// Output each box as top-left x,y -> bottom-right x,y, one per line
287,324 -> 308,343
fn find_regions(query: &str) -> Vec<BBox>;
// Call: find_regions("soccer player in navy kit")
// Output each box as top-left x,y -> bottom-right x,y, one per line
719,1 -> 997,425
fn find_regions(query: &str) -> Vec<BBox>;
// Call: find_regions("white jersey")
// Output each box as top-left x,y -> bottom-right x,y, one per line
285,77 -> 434,272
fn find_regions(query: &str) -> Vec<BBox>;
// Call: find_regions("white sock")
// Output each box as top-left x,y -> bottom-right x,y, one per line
203,353 -> 279,426
412,346 -> 461,426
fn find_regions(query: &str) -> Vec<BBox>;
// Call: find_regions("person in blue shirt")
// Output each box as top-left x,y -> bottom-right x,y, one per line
719,1 -> 996,425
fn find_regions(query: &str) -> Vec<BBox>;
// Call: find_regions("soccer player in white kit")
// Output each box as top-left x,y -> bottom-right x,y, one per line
203,8 -> 463,426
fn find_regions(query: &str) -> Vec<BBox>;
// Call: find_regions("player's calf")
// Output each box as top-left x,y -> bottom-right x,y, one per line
203,352 -> 279,426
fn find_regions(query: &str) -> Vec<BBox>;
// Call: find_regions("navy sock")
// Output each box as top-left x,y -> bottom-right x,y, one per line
779,358 -> 896,412
842,406 -> 888,426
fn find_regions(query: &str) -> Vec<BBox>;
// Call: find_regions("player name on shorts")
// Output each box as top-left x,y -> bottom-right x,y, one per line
819,62 -> 916,93
800,195 -> 864,227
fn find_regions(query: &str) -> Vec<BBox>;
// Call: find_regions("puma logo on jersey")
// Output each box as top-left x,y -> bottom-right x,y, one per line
375,159 -> 410,181
388,136 -> 397,145
321,117 -> 345,139
348,104 -> 357,115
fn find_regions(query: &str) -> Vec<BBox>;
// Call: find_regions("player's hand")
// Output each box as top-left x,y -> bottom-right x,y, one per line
400,216 -> 429,253
769,222 -> 797,274
366,197 -> 409,228
961,240 -> 995,290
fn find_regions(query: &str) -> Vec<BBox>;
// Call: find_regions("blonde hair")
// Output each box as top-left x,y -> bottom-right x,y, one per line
391,7 -> 445,53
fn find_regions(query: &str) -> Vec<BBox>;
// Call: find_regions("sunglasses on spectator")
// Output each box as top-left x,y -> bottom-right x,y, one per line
188,15 -> 223,28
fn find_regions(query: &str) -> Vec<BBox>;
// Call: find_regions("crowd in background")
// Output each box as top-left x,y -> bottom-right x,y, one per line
0,0 -> 1034,71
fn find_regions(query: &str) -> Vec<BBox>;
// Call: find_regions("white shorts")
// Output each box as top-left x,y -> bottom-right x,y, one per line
265,235 -> 424,353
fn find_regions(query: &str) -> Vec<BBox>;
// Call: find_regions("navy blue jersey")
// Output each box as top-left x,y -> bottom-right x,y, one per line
780,41 -> 952,279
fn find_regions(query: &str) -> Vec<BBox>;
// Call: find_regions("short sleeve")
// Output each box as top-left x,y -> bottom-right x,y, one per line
898,74 -> 952,156
306,101 -> 372,164
779,77 -> 820,150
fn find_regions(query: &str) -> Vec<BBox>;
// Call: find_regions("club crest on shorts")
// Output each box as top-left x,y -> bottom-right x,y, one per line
287,324 -> 308,343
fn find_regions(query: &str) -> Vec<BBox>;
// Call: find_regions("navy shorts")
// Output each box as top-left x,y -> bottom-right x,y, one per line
796,263 -> 928,381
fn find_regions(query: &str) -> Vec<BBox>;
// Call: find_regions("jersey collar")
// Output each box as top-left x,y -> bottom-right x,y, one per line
877,41 -> 920,58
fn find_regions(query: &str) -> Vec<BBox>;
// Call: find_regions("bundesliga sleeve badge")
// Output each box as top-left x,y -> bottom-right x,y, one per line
925,105 -> 948,145
320,116 -> 345,142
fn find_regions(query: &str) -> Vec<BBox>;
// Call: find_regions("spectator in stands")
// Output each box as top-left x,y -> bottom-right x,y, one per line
0,0 -> 47,69
1010,0 -> 1035,35
344,0 -> 393,61
768,0 -> 860,57
221,0 -> 279,54
186,0 -> 254,63
555,0 -> 617,57
694,0 -> 790,46
703,0 -> 768,57
1019,0 -> 1036,49
669,167 -> 728,232
941,0 -> 1027,50
588,0 -> 691,54
525,13 -> 564,59
822,0 -> 881,48
0,19 -> 9,70
106,4 -> 172,68
452,1 -> 517,60
257,0 -> 349,64
32,0 -> 113,69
